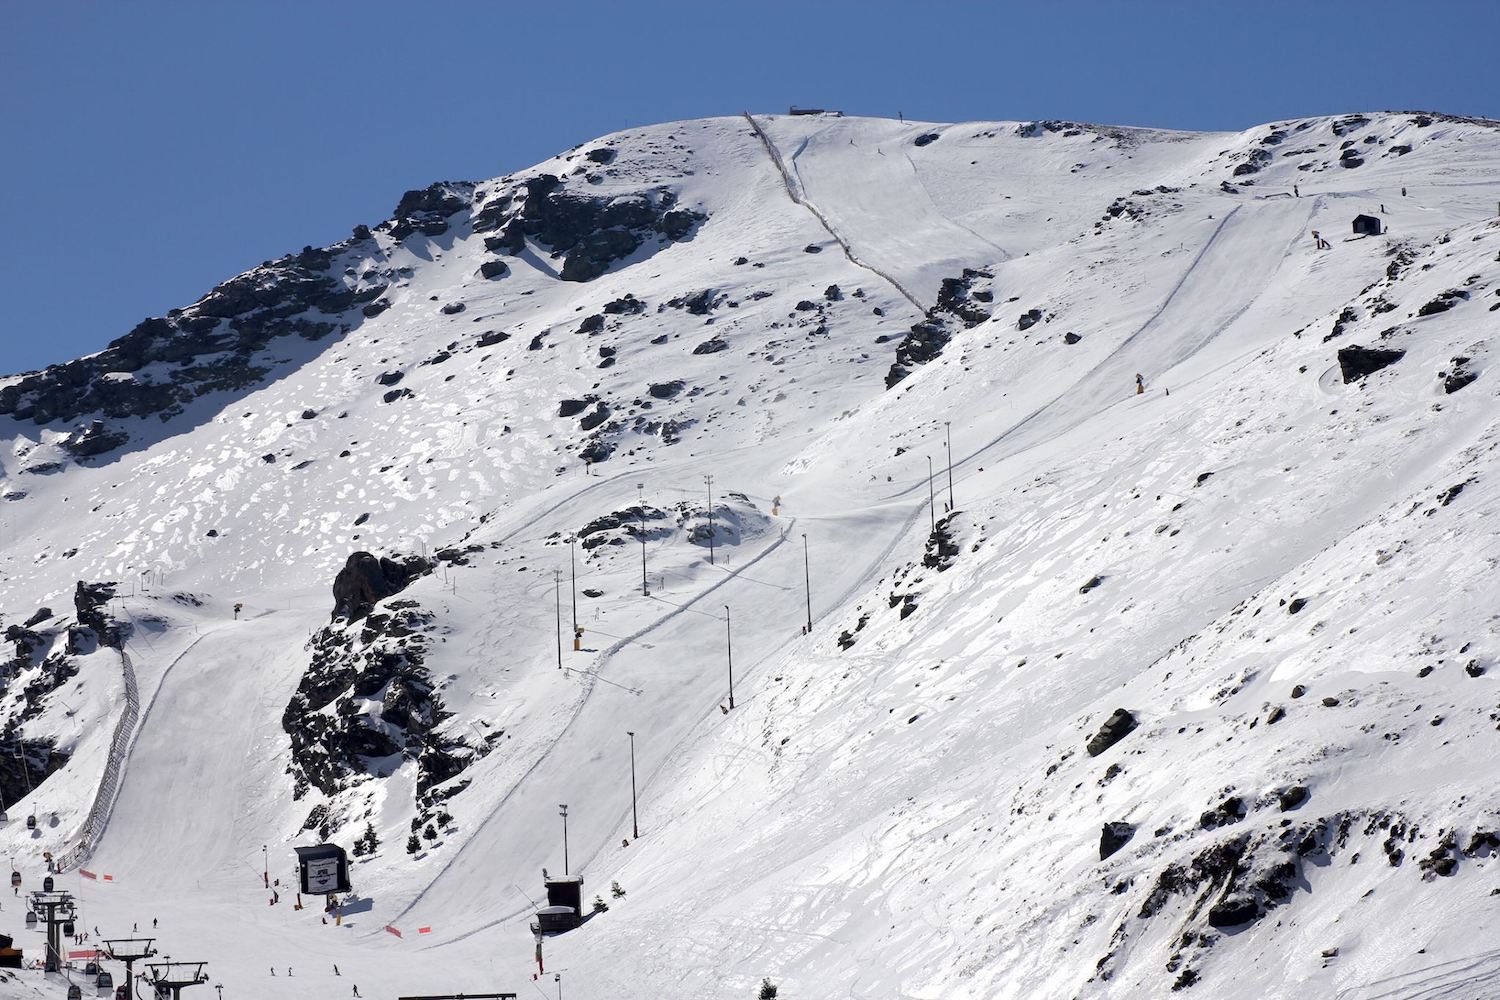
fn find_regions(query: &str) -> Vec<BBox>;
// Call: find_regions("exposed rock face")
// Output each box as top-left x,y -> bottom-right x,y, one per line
283,598 -> 479,835
0,234 -> 385,445
330,552 -> 434,622
1086,709 -> 1138,757
1337,345 -> 1406,383
472,173 -> 705,282
885,268 -> 994,388
73,580 -> 123,648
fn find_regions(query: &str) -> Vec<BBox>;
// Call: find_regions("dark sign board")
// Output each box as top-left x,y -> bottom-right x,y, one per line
294,844 -> 350,895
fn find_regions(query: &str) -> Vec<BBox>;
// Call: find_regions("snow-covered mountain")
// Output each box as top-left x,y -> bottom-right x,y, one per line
2,109 -> 1499,999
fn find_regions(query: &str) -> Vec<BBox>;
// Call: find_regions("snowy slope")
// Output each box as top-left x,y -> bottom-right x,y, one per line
0,109 -> 1498,1000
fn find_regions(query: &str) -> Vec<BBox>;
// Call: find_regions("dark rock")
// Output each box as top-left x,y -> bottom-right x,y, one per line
1100,821 -> 1136,860
330,551 -> 433,622
377,370 -> 404,387
692,337 -> 728,355
577,314 -> 605,335
479,260 -> 509,280
62,420 -> 129,458
1278,786 -> 1309,811
382,388 -> 411,404
585,148 -> 616,164
1200,796 -> 1246,830
440,301 -> 466,315
603,294 -> 645,315
1079,575 -> 1104,594
1287,597 -> 1307,614
1207,895 -> 1261,928
558,399 -> 591,418
1418,290 -> 1469,316
579,403 -> 611,432
301,409 -> 318,420
1063,332 -> 1082,345
21,608 -> 52,629
1086,709 -> 1138,757
804,244 -> 823,254
648,380 -> 684,399
361,299 -> 392,318
913,133 -> 940,147
824,284 -> 843,301
1017,309 -> 1043,331
1337,345 -> 1405,383
477,330 -> 510,348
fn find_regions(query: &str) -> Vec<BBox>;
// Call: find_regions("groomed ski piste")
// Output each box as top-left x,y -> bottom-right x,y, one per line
1,110 -> 1499,998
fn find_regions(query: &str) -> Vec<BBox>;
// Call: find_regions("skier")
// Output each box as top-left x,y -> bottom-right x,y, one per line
334,965 -> 340,976
353,986 -> 361,997
1135,373 -> 1145,395
152,918 -> 157,929
1293,183 -> 1300,197
270,968 -> 275,977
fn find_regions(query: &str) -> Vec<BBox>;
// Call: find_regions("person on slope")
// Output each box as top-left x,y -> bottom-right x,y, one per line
1135,373 -> 1145,395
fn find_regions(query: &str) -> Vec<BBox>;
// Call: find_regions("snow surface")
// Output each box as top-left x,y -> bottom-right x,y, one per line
1,110 -> 1499,999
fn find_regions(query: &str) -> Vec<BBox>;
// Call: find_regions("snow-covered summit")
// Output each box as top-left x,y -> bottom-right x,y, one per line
1,109 -> 1499,998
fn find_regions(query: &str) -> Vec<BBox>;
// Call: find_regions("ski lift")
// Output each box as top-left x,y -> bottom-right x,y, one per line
43,875 -> 54,892
115,986 -> 128,1000
67,985 -> 81,1000
9,870 -> 19,888
96,971 -> 113,990
62,918 -> 75,937
24,911 -> 36,928
25,815 -> 36,830
84,961 -> 99,975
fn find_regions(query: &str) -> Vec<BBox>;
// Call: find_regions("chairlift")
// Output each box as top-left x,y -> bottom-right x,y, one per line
63,918 -> 75,937
25,815 -> 36,830
96,971 -> 113,990
115,986 -> 128,1000
24,911 -> 36,928
43,875 -> 54,892
9,870 -> 19,888
67,985 -> 82,1000
84,961 -> 99,975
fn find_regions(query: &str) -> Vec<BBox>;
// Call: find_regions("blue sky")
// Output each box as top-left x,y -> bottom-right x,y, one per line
3,0 -> 1496,373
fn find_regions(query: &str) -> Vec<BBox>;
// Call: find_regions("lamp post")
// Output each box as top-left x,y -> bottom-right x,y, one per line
568,536 -> 579,650
704,473 -> 716,566
926,455 -> 936,534
559,804 -> 570,875
724,605 -> 735,710
262,844 -> 268,888
801,533 -> 813,634
637,483 -> 649,597
554,570 -> 563,670
626,732 -> 639,839
944,421 -> 955,511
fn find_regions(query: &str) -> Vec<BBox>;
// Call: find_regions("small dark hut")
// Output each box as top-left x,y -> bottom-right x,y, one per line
1352,214 -> 1383,236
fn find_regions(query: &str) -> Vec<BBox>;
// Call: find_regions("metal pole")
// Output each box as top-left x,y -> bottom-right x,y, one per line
568,536 -> 578,647
638,484 -> 649,596
944,421 -> 955,511
724,605 -> 735,709
802,534 -> 812,633
559,804 -> 569,874
554,570 -> 562,670
627,732 -> 638,839
926,455 -> 936,534
705,473 -> 715,565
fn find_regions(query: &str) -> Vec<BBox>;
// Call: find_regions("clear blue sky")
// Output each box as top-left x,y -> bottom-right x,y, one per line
3,0 -> 1496,373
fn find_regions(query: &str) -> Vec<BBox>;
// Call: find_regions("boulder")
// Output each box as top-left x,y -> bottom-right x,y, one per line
1100,821 -> 1136,860
330,551 -> 431,621
1337,345 -> 1405,383
479,260 -> 509,280
1086,709 -> 1138,757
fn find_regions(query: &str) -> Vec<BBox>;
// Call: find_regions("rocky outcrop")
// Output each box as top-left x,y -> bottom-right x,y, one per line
73,581 -> 123,649
1337,345 -> 1406,383
330,551 -> 434,622
472,174 -> 706,282
885,268 -> 995,388
1086,709 -> 1138,757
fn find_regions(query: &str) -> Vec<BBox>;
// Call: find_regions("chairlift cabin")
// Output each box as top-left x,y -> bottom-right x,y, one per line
97,971 -> 114,990
9,871 -> 19,888
63,918 -> 75,937
1352,213 -> 1383,236
43,876 -> 54,892
67,985 -> 81,1000
25,815 -> 35,830
24,912 -> 36,928
84,961 -> 99,975
115,986 -> 128,1000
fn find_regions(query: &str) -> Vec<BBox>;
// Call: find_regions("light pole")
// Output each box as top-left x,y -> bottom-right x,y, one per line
559,804 -> 570,875
705,473 -> 716,565
568,535 -> 579,649
554,569 -> 563,670
724,605 -> 735,710
626,731 -> 639,839
944,421 -> 955,512
637,483 -> 649,597
556,972 -> 564,1000
802,533 -> 813,634
262,844 -> 268,888
926,455 -> 936,534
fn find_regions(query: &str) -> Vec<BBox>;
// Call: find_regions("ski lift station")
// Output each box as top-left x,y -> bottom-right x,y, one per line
532,874 -> 584,933
1352,213 -> 1383,236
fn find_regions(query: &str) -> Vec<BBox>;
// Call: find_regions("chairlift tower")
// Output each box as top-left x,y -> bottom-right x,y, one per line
145,961 -> 210,1000
29,890 -> 75,973
102,937 -> 157,999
